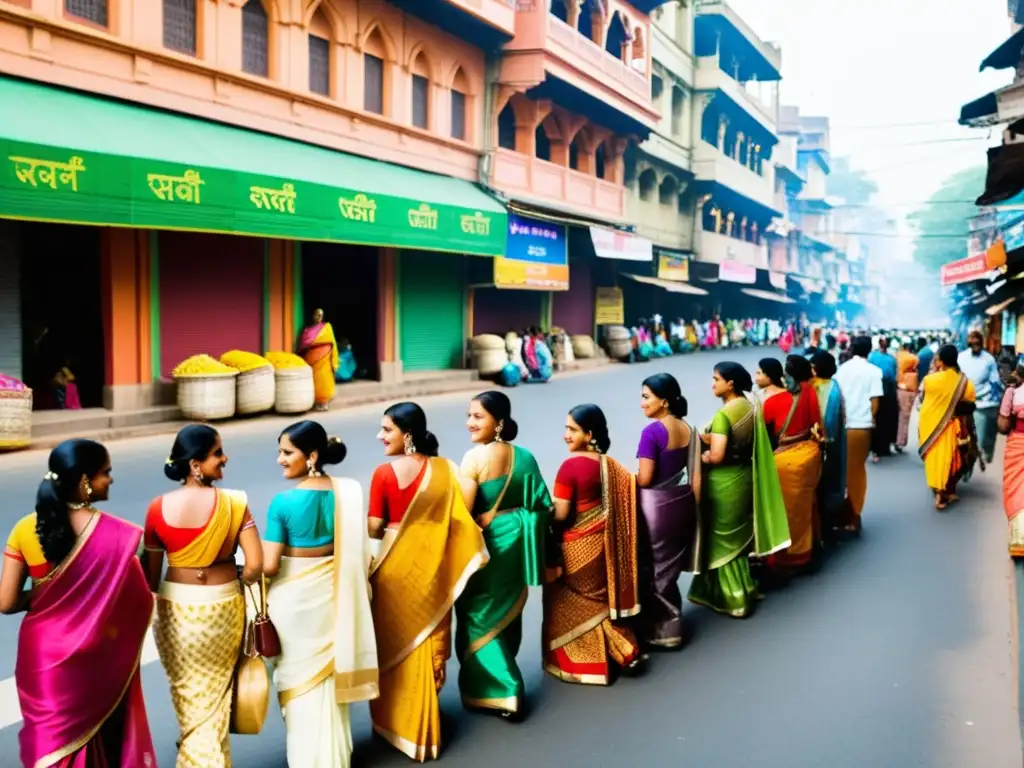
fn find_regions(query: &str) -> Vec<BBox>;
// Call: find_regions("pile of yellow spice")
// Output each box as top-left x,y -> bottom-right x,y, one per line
263,351 -> 309,370
172,355 -> 237,377
219,351 -> 273,373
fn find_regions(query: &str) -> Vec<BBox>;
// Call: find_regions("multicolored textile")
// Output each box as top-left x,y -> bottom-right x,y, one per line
144,489 -> 253,567
1001,386 -> 1024,556
369,458 -> 487,761
813,377 -> 847,532
299,322 -> 339,406
919,370 -> 976,494
6,512 -> 55,580
16,513 -> 155,768
455,445 -> 551,714
544,455 -> 641,685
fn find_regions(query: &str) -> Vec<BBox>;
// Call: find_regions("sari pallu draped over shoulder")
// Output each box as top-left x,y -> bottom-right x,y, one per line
543,455 -> 641,686
919,371 -> 976,493
267,478 -> 378,768
813,378 -> 847,532
298,322 -> 339,406
18,514 -> 156,768
455,446 -> 550,715
369,458 -> 488,762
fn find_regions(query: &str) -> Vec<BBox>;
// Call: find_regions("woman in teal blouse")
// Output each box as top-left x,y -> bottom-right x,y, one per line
456,391 -> 552,720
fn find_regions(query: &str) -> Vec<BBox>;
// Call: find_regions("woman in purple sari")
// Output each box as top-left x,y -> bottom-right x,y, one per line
0,439 -> 155,768
636,373 -> 703,649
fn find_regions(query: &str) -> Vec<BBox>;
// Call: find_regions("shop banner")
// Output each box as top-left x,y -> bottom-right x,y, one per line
594,287 -> 624,325
769,271 -> 787,290
590,227 -> 653,262
495,213 -> 569,290
718,260 -> 757,285
656,254 -> 690,282
940,243 -> 1007,286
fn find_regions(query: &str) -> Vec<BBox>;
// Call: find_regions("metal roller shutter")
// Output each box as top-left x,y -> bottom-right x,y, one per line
399,250 -> 465,371
0,221 -> 21,379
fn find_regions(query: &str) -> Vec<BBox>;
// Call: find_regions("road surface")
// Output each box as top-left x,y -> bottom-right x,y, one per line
0,348 -> 1018,767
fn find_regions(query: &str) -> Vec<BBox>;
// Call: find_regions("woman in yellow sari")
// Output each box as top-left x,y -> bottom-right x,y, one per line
918,344 -> 977,511
298,308 -> 339,411
144,425 -> 264,767
367,402 -> 488,761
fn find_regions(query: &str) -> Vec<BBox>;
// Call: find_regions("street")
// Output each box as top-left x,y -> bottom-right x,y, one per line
0,348 -> 1019,767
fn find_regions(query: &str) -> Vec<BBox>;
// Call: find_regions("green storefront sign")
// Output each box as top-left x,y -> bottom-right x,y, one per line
0,77 -> 506,257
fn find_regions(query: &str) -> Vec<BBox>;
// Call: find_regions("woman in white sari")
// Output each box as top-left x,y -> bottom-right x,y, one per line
263,420 -> 378,767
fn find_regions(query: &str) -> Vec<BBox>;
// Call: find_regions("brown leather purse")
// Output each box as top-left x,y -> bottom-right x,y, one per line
247,576 -> 280,658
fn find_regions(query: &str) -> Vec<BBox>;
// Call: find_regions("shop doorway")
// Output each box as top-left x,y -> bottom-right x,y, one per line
301,243 -> 380,381
20,223 -> 105,409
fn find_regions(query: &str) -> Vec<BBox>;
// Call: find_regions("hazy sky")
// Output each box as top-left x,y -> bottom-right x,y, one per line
731,0 -> 1011,221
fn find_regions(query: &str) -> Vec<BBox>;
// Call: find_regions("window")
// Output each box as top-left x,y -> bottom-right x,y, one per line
497,104 -> 516,150
450,90 -> 466,140
364,54 -> 384,114
163,0 -> 196,54
308,35 -> 330,96
412,74 -> 429,129
535,125 -> 551,162
65,0 -> 107,26
241,0 -> 269,78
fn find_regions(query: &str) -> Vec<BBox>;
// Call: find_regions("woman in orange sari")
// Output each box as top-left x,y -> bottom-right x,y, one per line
918,345 -> 977,510
298,308 -> 339,411
368,402 -> 487,761
895,343 -> 919,453
544,404 -> 643,685
145,425 -> 264,767
757,356 -> 823,574
999,363 -> 1024,556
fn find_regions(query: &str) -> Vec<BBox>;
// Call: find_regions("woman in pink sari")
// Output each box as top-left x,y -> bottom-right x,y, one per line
298,308 -> 339,411
1,439 -> 155,767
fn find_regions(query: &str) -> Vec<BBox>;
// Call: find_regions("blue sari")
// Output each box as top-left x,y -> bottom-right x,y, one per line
814,377 -> 847,531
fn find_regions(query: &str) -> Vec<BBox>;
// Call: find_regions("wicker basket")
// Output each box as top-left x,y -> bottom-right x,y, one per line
176,373 -> 238,421
571,335 -> 596,359
0,389 -> 32,450
472,334 -> 509,376
236,365 -> 275,415
275,367 -> 315,414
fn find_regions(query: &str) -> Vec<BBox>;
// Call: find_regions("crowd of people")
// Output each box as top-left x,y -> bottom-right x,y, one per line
1,321 -> 1016,768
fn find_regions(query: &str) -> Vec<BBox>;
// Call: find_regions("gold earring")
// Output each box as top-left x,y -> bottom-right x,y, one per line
307,458 -> 322,477
404,434 -> 416,456
495,420 -> 505,443
192,464 -> 203,486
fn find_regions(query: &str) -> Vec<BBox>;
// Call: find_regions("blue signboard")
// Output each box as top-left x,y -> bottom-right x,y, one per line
506,213 -> 568,266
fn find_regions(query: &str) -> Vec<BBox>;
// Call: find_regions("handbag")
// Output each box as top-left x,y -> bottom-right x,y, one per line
246,576 -> 281,658
230,614 -> 270,735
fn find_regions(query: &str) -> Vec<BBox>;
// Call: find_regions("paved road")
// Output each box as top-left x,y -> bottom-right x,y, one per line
0,349 -> 1019,767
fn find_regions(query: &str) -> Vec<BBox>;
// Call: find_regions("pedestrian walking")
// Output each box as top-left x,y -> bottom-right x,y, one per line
635,373 -> 702,650
2,439 -> 157,768
810,350 -> 847,541
868,337 -> 899,460
367,402 -> 487,761
147,425 -> 264,768
262,421 -> 378,768
895,343 -> 919,452
998,365 -> 1024,556
834,336 -> 883,534
959,330 -> 1003,465
544,404 -> 645,683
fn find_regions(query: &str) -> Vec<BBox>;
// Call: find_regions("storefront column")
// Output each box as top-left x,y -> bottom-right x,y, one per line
263,239 -> 293,353
100,229 -> 152,410
378,247 -> 400,383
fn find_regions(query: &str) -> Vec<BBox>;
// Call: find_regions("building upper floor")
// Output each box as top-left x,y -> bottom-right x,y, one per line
0,0 -> 518,180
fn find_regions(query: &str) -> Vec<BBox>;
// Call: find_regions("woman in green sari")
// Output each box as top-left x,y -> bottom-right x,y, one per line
688,362 -> 790,618
456,391 -> 551,719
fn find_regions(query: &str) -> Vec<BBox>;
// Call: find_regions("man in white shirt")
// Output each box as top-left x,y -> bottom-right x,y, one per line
834,336 -> 884,534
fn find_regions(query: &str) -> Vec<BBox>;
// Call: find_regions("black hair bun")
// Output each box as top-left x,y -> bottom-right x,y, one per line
164,459 -> 189,483
420,430 -> 440,457
322,436 -> 348,465
502,417 -> 519,442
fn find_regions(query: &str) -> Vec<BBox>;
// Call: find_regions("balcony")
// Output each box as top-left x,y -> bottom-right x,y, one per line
492,148 -> 625,220
639,131 -> 693,176
695,56 -> 776,131
395,0 -> 517,42
697,230 -> 768,268
500,4 -> 659,131
694,0 -> 782,81
693,142 -> 777,212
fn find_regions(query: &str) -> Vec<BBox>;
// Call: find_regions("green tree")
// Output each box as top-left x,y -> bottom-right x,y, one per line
827,156 -> 879,205
907,165 -> 987,273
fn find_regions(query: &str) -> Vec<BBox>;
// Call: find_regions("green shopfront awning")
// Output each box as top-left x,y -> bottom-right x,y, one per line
0,77 -> 506,256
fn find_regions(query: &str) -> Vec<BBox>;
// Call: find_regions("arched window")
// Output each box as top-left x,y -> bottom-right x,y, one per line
65,0 -> 107,27
605,13 -> 628,60
550,0 -> 569,24
163,0 -> 197,55
363,27 -> 388,115
671,86 -> 684,137
658,175 -> 679,206
308,8 -> 331,96
410,52 -> 430,129
595,143 -> 607,179
638,168 -> 658,201
241,0 -> 269,78
535,125 -> 551,162
497,103 -> 516,150
450,67 -> 469,141
577,0 -> 598,43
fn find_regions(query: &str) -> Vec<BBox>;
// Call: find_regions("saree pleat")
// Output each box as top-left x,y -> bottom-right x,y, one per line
154,581 -> 244,768
369,458 -> 488,762
543,456 -> 640,685
772,440 -> 822,569
1004,434 -> 1024,556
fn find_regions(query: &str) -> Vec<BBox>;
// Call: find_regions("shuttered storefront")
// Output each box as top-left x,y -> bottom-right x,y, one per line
399,250 -> 465,372
471,287 -> 543,337
0,221 -> 21,380
552,256 -> 594,336
159,232 -> 264,377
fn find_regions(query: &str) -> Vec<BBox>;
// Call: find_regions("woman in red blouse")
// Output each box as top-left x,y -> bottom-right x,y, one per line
543,403 -> 643,686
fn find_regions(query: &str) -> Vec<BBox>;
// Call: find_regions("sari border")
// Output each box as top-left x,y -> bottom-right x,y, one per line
33,511 -> 100,591
547,608 -> 610,651
542,663 -> 609,686
372,722 -> 438,762
278,660 -> 333,708
271,556 -> 333,587
919,373 -> 968,459
466,587 -> 527,656
475,448 -> 517,529
461,694 -> 520,714
707,534 -> 755,571
370,459 -> 433,577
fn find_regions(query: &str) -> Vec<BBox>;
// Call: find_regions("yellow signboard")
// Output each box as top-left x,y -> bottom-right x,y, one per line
494,257 -> 570,290
594,287 -> 624,326
657,254 -> 690,282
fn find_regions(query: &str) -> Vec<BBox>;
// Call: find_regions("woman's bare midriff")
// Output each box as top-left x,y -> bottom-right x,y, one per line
164,561 -> 239,585
283,543 -> 334,558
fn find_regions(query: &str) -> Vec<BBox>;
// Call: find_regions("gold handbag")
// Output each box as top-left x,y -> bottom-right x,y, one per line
230,601 -> 270,735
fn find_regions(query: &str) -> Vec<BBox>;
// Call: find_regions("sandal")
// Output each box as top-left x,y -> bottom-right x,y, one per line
935,495 -> 948,511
